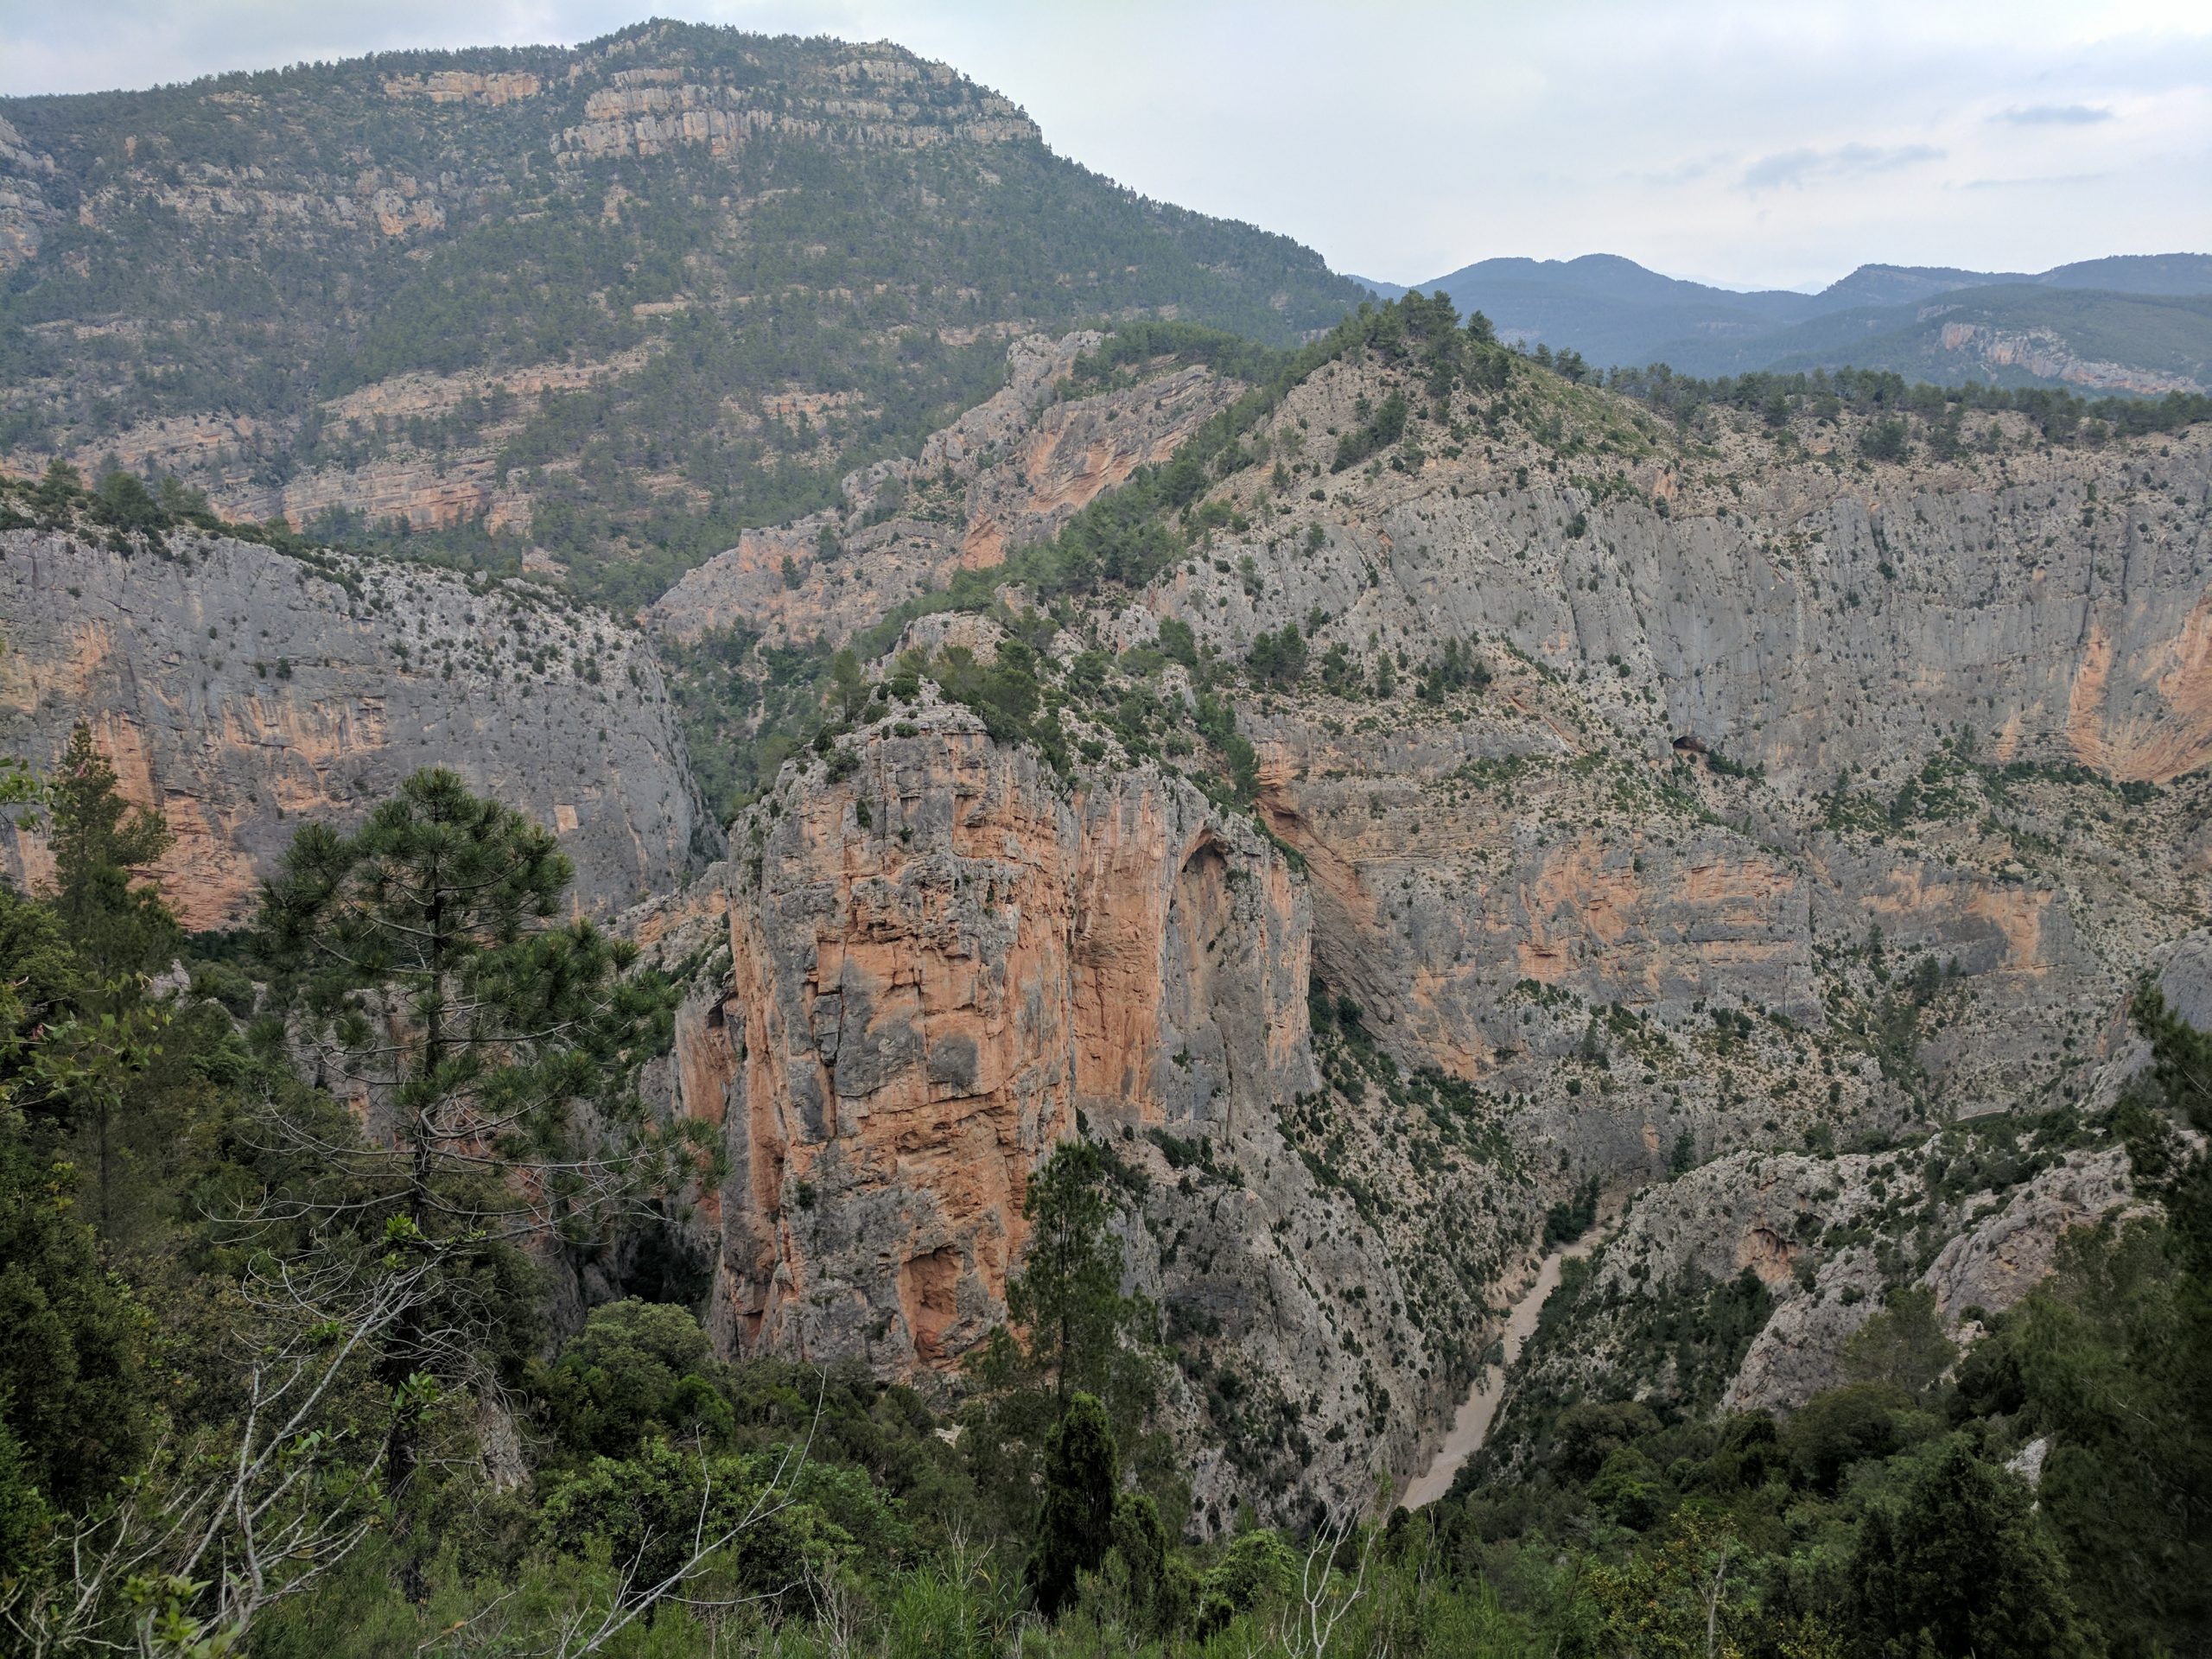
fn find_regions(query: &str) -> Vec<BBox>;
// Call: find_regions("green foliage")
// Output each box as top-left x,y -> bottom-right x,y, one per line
1154,617 -> 1198,669
0,1135 -> 156,1520
1416,637 -> 1490,703
929,639 -> 1063,770
46,721 -> 179,982
1972,988 -> 2212,1656
1858,417 -> 1910,461
1192,692 -> 1260,803
538,1435 -> 905,1603
1785,1382 -> 1918,1491
1194,1528 -> 1298,1636
543,1297 -> 728,1459
964,1141 -> 1162,1568
1332,389 -> 1409,472
1841,1283 -> 1956,1402
1065,321 -> 1288,392
1611,359 -> 2212,449
1246,621 -> 1308,686
1541,1176 -> 1599,1247
257,768 -> 682,1493
0,1414 -> 45,1580
1109,1489 -> 1184,1633
998,1142 -> 1159,1426
1026,1391 -> 1118,1618
1846,1438 -> 2097,1659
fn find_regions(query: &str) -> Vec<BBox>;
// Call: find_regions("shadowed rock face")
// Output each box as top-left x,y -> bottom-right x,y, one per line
0,527 -> 715,925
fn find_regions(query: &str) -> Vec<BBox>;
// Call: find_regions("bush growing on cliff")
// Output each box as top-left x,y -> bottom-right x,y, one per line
1332,390 -> 1409,472
1247,621 -> 1308,686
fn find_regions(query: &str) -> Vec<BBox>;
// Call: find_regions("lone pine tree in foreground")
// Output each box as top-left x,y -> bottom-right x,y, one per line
257,768 -> 683,1497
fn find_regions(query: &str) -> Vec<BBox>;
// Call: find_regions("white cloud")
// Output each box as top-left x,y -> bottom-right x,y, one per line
1741,143 -> 1948,193
1995,103 -> 2116,124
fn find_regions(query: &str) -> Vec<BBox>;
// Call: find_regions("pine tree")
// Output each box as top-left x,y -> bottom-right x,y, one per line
965,1141 -> 1160,1541
1027,1391 -> 1118,1618
36,726 -> 177,1236
257,768 -> 682,1498
46,721 -> 176,983
1846,1438 -> 2097,1659
1005,1141 -> 1155,1422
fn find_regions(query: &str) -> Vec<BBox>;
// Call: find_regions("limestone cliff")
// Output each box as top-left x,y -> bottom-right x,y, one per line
647,331 -> 1240,649
645,694 -> 1479,1522
1103,348 -> 2212,1165
629,322 -> 2211,1514
0,524 -> 713,925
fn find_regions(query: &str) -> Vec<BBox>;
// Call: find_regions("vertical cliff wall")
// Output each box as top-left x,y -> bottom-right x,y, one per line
0,526 -> 714,924
658,696 -> 1478,1521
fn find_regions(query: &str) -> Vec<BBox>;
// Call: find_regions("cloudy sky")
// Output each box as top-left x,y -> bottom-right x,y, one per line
3,0 -> 2207,290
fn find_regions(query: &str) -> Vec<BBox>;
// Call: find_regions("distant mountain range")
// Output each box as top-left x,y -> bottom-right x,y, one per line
1351,252 -> 2212,394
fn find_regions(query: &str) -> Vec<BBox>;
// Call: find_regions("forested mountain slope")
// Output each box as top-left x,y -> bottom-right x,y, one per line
0,20 -> 1362,607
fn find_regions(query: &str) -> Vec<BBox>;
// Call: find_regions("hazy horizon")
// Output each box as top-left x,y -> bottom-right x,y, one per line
2,0 -> 2207,291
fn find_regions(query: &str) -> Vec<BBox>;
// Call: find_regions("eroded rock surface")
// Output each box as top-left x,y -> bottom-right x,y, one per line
652,696 -> 1481,1522
627,334 -> 2211,1515
0,527 -> 713,925
648,332 -> 1239,648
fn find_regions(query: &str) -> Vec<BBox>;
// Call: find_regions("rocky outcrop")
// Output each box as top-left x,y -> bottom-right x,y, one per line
1475,1128 -> 2142,1433
552,54 -> 1037,162
658,696 -> 1459,1522
1721,1144 -> 2143,1411
1166,383 -> 2212,792
647,334 -> 1239,647
1108,349 -> 2212,1157
0,115 -> 54,273
0,527 -> 714,925
382,70 -> 545,106
625,327 -> 2211,1508
1937,321 -> 2205,397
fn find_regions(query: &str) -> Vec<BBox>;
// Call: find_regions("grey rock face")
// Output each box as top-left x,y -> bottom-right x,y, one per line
0,527 -> 714,924
646,332 -> 1239,651
628,339 -> 2211,1511
1109,359 -> 2212,1210
1476,1130 -> 2139,1436
2159,929 -> 2212,1033
650,695 -> 1459,1523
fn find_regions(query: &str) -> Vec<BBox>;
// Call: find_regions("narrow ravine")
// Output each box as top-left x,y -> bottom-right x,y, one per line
1401,1219 -> 1615,1509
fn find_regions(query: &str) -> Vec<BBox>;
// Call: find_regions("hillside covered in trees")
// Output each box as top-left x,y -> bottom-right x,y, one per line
0,21 -> 1363,607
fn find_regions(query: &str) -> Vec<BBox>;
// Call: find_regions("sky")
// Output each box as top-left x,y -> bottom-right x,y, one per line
1,0 -> 2207,291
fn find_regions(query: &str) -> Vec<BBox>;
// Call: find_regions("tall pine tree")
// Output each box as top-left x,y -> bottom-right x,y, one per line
257,768 -> 683,1498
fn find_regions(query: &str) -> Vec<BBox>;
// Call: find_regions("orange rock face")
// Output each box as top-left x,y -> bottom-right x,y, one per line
687,702 -> 1314,1373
